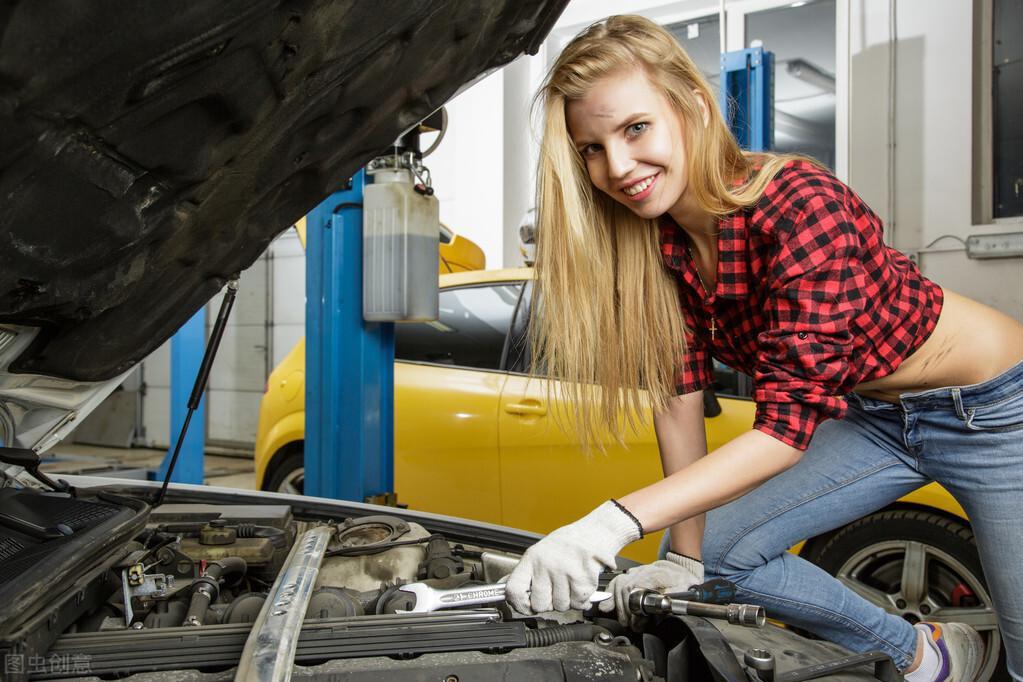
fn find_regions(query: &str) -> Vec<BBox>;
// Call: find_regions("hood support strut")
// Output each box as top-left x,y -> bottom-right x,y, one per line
154,278 -> 239,506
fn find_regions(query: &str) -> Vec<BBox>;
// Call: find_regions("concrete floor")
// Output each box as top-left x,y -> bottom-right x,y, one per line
42,443 -> 257,490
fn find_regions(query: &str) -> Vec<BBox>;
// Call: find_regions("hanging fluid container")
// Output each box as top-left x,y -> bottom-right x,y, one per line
362,168 -> 439,321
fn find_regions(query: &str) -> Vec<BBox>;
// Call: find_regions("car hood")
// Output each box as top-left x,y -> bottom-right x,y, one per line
0,0 -> 567,452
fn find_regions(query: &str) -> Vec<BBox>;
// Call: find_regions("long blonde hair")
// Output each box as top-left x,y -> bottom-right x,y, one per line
531,15 -> 803,450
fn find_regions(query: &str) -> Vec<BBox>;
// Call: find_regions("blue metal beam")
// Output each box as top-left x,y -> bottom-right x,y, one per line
305,170 -> 395,501
158,307 -> 206,484
720,47 -> 775,152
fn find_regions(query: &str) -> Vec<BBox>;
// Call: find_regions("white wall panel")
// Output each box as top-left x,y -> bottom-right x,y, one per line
269,228 -> 307,370
207,389 -> 261,445
141,385 -> 170,448
271,252 -> 306,326
143,339 -> 171,389
208,324 -> 268,393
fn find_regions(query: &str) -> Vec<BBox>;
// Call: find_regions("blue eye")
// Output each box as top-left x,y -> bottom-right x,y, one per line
627,122 -> 648,136
580,143 -> 602,157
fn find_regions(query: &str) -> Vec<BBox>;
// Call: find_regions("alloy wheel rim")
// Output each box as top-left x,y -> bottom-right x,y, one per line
278,468 -> 304,496
836,539 -> 1001,680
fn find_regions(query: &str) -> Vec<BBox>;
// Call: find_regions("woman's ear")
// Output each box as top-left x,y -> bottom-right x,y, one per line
692,89 -> 710,128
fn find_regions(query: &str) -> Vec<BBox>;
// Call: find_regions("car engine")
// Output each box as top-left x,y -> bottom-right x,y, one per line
0,484 -> 890,681
0,488 -> 668,681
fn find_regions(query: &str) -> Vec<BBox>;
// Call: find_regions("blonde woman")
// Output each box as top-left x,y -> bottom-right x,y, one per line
504,15 -> 1023,682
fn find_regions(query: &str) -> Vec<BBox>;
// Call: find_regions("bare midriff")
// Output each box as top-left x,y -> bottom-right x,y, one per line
854,288 -> 1023,403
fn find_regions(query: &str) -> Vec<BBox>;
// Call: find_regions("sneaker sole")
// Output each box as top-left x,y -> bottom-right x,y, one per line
945,622 -> 984,682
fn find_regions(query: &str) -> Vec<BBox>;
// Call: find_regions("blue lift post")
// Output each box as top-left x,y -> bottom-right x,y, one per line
720,47 -> 775,152
157,308 -> 206,484
305,169 -> 396,502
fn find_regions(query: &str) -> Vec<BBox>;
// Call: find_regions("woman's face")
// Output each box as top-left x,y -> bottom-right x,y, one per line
566,68 -> 697,221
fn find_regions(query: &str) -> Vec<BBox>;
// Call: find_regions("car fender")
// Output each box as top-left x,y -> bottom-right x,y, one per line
893,481 -> 967,520
255,411 -> 306,489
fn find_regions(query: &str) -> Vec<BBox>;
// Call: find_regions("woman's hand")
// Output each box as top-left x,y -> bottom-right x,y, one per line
599,552 -> 704,627
505,501 -> 642,614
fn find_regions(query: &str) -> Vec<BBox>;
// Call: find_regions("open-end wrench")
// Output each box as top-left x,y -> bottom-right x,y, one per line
396,581 -> 612,613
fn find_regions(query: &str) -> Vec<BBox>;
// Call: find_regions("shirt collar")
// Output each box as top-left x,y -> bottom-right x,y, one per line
658,210 -> 750,300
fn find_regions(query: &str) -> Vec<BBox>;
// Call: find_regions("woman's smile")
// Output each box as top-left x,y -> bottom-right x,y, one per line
622,173 -> 659,200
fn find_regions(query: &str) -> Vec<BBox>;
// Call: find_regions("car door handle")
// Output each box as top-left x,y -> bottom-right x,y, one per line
504,401 -> 547,417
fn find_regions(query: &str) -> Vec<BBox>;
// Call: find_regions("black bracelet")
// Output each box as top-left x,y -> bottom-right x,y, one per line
609,498 -> 645,539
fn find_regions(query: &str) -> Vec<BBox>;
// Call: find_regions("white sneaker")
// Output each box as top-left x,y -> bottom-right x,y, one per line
916,622 -> 984,682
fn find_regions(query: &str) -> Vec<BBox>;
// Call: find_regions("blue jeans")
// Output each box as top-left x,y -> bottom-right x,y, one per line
667,360 -> 1023,677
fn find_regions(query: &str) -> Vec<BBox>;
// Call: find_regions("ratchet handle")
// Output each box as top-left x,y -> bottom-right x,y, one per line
628,589 -> 766,628
666,578 -> 738,604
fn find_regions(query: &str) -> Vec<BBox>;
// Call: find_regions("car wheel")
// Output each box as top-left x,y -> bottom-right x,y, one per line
264,450 -> 304,495
804,509 -> 1007,682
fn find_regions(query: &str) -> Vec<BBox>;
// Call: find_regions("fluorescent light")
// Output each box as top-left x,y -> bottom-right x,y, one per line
786,58 -> 835,93
790,1 -> 808,6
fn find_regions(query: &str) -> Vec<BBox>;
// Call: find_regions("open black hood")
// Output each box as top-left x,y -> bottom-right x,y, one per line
0,0 -> 567,382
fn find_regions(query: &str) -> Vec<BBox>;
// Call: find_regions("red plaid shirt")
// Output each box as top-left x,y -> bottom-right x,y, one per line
661,160 -> 943,450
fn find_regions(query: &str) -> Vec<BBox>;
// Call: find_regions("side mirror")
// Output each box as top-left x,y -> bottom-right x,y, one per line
703,388 -> 722,418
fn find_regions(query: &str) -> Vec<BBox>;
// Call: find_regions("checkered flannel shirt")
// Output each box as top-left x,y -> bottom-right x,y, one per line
660,160 -> 943,450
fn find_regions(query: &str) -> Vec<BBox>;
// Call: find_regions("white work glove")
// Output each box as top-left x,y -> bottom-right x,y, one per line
599,551 -> 704,628
505,501 -> 642,614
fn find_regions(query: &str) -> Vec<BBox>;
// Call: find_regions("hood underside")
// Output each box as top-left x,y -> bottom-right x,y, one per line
0,0 -> 567,382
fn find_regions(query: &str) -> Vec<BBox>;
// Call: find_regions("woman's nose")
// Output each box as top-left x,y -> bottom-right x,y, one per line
605,142 -> 636,180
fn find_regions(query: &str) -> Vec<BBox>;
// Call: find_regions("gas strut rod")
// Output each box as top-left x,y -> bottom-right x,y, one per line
154,278 -> 239,507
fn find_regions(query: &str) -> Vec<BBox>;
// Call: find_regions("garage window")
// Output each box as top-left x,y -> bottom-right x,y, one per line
993,0 -> 1023,218
395,283 -> 522,370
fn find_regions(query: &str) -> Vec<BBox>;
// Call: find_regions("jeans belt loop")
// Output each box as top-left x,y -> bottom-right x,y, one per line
951,387 -> 968,421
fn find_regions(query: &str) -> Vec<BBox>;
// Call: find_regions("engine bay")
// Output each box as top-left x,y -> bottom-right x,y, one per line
0,487 -> 668,681
0,483 -> 894,681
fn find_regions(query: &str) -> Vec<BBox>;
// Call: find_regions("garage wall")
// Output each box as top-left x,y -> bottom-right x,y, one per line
846,0 -> 1023,321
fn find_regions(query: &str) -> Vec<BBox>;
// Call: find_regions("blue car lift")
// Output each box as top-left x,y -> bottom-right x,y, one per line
157,308 -> 206,484
720,46 -> 774,152
304,170 -> 395,502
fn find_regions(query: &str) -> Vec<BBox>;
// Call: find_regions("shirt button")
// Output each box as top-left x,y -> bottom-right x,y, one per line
797,332 -> 808,339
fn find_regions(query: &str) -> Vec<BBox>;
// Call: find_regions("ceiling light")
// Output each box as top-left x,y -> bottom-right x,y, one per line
786,58 -> 835,93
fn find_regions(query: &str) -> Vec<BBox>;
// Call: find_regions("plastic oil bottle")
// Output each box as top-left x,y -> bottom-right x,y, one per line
362,164 -> 439,322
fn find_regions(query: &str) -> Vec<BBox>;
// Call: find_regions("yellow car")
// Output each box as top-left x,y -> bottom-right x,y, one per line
254,265 -> 1003,677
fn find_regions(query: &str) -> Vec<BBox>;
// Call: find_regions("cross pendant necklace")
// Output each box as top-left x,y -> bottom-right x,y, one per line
689,246 -> 718,341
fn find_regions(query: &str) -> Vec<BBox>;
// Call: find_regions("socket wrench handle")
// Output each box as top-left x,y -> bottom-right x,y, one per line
628,589 -> 766,628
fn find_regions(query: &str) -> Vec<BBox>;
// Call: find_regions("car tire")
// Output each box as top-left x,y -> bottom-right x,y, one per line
263,449 -> 304,495
804,509 -> 1008,681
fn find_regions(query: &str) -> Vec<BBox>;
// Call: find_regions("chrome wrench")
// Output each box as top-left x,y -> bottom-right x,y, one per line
396,581 -> 612,613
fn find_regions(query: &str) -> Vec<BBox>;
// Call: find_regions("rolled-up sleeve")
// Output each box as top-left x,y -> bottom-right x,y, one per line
753,195 -> 865,449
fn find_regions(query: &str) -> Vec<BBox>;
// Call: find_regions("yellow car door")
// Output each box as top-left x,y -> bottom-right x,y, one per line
393,279 -> 524,524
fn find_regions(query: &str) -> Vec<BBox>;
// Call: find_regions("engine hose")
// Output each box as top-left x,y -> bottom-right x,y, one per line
524,623 -> 607,647
183,557 -> 248,626
235,523 -> 287,549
